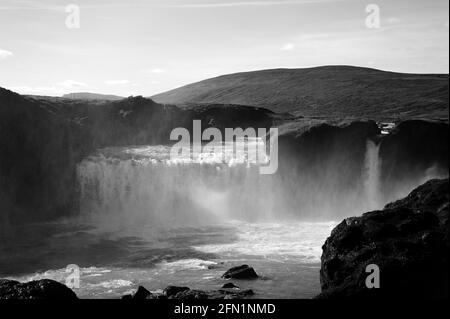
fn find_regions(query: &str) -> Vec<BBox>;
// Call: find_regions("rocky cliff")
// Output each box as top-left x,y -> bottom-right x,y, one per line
318,178 -> 449,298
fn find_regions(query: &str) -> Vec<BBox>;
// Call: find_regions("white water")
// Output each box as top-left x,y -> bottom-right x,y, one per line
4,139 -> 445,298
77,141 -> 385,230
77,141 -> 277,231
364,140 -> 382,211
7,221 -> 336,299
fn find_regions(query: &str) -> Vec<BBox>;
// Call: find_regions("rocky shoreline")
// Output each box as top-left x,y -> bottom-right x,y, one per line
1,179 -> 448,299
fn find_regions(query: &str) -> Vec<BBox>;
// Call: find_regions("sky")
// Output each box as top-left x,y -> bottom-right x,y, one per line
0,0 -> 448,97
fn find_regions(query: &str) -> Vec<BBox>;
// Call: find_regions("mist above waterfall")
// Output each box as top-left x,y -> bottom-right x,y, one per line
364,140 -> 382,211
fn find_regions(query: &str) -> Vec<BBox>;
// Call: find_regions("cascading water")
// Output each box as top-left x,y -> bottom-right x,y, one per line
77,139 -> 390,230
363,140 -> 382,211
77,140 -> 278,231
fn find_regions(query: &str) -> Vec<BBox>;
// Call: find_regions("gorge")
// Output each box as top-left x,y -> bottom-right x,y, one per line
0,67 -> 449,298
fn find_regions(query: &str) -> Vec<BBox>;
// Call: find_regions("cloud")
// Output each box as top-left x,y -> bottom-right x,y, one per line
9,80 -> 87,96
105,80 -> 131,85
142,68 -> 166,74
387,17 -> 401,24
0,49 -> 13,59
8,85 -> 65,96
0,0 -> 64,11
281,43 -> 295,51
151,68 -> 166,74
60,80 -> 87,88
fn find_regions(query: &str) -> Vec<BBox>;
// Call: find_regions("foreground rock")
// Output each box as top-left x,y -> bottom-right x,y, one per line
221,265 -> 259,280
318,179 -> 449,299
0,279 -> 78,299
124,285 -> 254,300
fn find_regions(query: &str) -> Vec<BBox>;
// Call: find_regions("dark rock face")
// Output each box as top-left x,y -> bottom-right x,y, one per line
132,286 -> 151,299
0,89 -> 92,227
277,120 -> 381,219
318,179 -> 449,299
379,120 -> 449,204
0,279 -> 78,299
222,265 -> 259,280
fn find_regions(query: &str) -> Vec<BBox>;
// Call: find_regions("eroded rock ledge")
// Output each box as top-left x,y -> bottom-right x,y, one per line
318,178 -> 449,299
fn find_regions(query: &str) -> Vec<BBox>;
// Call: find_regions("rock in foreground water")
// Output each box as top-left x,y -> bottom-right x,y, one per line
318,179 -> 449,299
221,265 -> 259,280
124,285 -> 255,300
0,279 -> 78,299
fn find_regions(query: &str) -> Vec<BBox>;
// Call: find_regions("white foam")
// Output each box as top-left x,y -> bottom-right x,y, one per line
158,259 -> 217,271
193,221 -> 337,264
104,140 -> 269,167
87,279 -> 133,289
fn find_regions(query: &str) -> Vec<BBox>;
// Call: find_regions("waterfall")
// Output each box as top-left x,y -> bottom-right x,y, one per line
363,140 -> 382,211
76,142 -> 276,231
76,139 -> 399,231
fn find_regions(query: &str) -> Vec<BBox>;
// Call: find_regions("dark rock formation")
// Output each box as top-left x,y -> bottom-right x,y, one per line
125,285 -> 254,300
0,279 -> 78,299
276,120 -> 381,219
164,286 -> 190,297
222,265 -> 259,280
318,179 -> 449,299
379,120 -> 449,204
132,286 -> 151,299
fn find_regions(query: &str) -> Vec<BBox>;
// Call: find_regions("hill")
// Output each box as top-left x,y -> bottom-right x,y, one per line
61,92 -> 124,101
152,66 -> 449,121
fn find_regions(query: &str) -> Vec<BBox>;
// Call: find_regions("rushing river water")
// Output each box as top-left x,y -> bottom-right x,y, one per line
2,220 -> 336,299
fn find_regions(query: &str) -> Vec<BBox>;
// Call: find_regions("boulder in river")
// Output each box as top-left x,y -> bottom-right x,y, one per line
132,286 -> 151,299
221,265 -> 259,280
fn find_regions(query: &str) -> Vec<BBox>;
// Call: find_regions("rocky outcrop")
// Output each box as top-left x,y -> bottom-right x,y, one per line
0,88 -> 92,227
123,285 -> 254,300
122,265 -> 260,300
0,279 -> 78,299
318,179 -> 449,299
221,265 -> 259,280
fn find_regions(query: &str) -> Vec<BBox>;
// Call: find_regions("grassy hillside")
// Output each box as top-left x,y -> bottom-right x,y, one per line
152,66 -> 449,121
